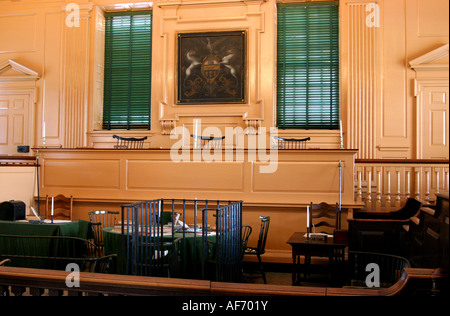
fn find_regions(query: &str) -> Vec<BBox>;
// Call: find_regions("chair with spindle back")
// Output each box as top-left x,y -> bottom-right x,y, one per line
0,259 -> 10,266
113,135 -> 148,149
346,251 -> 411,288
243,216 -> 270,284
274,136 -> 310,149
88,210 -> 119,255
191,135 -> 225,149
242,225 -> 253,252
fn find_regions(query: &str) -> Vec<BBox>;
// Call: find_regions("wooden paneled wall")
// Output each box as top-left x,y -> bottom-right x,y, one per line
0,0 -> 448,158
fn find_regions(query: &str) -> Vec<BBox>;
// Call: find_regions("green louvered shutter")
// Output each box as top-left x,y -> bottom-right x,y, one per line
103,11 -> 152,130
277,2 -> 340,130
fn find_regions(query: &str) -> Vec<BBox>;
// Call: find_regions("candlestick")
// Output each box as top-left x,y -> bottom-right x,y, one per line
306,205 -> 310,229
306,205 -> 311,242
339,120 -> 344,149
51,197 -> 54,223
193,119 -> 200,149
42,122 -> 46,147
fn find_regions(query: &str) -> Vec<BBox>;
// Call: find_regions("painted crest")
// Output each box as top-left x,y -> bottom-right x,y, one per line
201,54 -> 221,83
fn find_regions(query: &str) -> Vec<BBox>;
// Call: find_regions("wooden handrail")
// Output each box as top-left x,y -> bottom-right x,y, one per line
0,266 -> 446,296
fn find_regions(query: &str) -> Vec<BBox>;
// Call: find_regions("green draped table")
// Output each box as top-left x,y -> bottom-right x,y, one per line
103,226 -> 216,278
0,220 -> 93,270
0,220 -> 92,239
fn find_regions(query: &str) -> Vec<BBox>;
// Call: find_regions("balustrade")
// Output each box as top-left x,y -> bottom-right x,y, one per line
355,160 -> 449,210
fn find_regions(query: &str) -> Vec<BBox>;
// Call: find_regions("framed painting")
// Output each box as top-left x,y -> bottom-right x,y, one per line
177,31 -> 246,104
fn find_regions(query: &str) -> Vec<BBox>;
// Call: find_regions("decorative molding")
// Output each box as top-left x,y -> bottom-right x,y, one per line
344,2 -> 381,159
409,44 -> 449,72
0,59 -> 40,81
160,119 -> 178,135
243,117 -> 261,135
61,5 -> 92,148
156,0 -> 267,7
376,146 -> 410,152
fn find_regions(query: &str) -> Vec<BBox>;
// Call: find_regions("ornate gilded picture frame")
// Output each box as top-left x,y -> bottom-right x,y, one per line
177,31 -> 246,104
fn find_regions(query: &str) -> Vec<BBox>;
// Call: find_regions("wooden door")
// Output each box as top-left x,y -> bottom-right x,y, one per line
419,85 -> 449,159
0,91 -> 33,155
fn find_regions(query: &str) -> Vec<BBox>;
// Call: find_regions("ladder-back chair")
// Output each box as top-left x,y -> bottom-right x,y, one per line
45,195 -> 73,221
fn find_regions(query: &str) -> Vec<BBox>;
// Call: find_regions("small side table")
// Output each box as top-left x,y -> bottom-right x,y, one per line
287,232 -> 347,286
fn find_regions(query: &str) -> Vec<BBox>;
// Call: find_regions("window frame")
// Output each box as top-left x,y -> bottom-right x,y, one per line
102,10 -> 153,131
276,1 -> 341,131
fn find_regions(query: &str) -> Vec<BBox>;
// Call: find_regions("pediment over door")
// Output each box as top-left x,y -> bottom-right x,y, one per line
409,44 -> 449,75
0,59 -> 40,82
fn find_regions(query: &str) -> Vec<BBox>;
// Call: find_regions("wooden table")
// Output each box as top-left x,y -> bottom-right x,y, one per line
287,232 -> 347,286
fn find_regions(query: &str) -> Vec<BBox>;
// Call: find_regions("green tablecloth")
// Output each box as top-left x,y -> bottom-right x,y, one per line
0,220 -> 92,239
0,220 -> 93,270
103,227 -> 215,277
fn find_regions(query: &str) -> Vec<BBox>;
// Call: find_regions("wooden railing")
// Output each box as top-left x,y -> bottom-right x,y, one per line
0,266 -> 447,296
355,159 -> 449,210
0,155 -> 37,167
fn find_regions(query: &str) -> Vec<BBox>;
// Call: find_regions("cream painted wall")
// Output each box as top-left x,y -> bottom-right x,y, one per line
0,0 -> 448,157
0,167 -> 36,214
0,0 -> 448,263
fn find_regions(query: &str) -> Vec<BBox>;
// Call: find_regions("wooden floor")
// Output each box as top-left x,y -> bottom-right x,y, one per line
243,262 -> 335,287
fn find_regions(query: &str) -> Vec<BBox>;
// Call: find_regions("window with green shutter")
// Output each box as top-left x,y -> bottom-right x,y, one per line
103,11 -> 152,130
277,2 -> 340,130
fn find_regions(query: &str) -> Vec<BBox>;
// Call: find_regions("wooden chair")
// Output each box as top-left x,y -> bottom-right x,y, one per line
0,259 -> 10,266
309,202 -> 340,234
240,225 -> 253,281
113,135 -> 147,149
134,238 -> 183,278
191,135 -> 225,149
346,251 -> 411,288
88,210 -> 119,255
243,216 -> 270,284
242,225 -> 252,251
274,136 -> 310,149
45,195 -> 73,221
303,202 -> 345,284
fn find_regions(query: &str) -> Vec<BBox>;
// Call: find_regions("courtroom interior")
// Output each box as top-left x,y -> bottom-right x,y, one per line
0,0 -> 448,297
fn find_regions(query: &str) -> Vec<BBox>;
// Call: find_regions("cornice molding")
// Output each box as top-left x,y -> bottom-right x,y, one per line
155,0 -> 267,7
